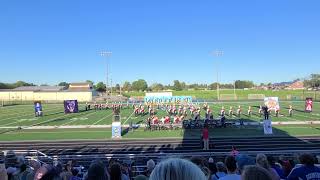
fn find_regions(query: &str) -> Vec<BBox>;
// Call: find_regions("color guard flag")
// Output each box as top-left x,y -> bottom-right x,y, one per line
305,98 -> 313,112
34,101 -> 43,117
64,100 -> 79,113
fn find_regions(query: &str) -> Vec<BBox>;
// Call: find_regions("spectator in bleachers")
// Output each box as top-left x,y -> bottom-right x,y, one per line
267,156 -> 285,179
219,156 -> 241,180
70,168 -> 81,180
60,163 -> 72,180
109,163 -> 129,180
236,154 -> 255,174
190,157 -> 210,178
14,164 -> 29,180
230,146 -> 239,157
212,162 -> 226,180
149,158 -> 206,180
34,164 -> 61,180
287,153 -> 320,180
84,161 -> 108,180
144,159 -> 155,177
256,154 -> 280,180
241,165 -> 273,180
278,155 -> 293,177
26,160 -> 41,180
134,175 -> 148,180
0,163 -> 8,180
208,158 -> 217,176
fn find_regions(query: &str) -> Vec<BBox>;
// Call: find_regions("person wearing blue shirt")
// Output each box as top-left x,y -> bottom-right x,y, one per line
287,153 -> 320,180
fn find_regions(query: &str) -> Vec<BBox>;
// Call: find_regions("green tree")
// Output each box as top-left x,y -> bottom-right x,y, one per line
132,79 -> 148,92
96,82 -> 106,92
122,81 -> 132,92
235,80 -> 254,89
14,81 -> 35,88
304,74 -> 320,88
58,82 -> 69,88
151,83 -> 164,91
173,80 -> 182,91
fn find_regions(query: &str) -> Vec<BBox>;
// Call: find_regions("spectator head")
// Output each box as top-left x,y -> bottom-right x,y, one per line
216,162 -> 225,172
35,164 -> 61,180
236,154 -> 255,173
110,163 -> 122,180
225,155 -> 237,173
190,157 -> 204,167
208,158 -> 214,164
242,165 -> 273,180
86,161 -> 108,180
299,153 -> 316,166
147,159 -> 155,172
16,156 -> 25,167
134,175 -> 148,180
208,158 -> 217,174
267,156 -> 276,166
256,154 -> 270,170
149,158 -> 206,180
30,159 -> 41,171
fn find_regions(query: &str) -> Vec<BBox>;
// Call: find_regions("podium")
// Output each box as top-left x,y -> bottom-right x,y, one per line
112,115 -> 122,139
263,119 -> 273,135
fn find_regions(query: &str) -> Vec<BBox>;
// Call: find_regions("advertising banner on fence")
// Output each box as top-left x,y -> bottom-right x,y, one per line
264,97 -> 280,111
64,100 -> 79,113
34,101 -> 43,117
305,98 -> 313,112
144,96 -> 192,105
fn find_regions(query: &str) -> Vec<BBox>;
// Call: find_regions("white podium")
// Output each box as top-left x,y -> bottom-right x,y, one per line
263,119 -> 273,135
112,121 -> 122,139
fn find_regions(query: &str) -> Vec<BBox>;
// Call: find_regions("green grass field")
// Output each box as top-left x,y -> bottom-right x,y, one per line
124,89 -> 320,101
0,101 -> 319,141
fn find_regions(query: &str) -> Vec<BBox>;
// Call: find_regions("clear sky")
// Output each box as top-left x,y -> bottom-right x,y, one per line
0,0 -> 319,86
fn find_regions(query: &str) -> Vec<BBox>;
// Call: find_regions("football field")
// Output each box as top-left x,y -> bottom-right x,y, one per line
0,101 -> 320,141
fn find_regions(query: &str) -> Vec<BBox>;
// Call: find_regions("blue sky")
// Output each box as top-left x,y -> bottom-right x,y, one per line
0,0 -> 319,85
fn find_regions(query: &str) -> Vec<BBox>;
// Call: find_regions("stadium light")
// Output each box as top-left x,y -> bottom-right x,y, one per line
100,51 -> 112,96
211,49 -> 224,101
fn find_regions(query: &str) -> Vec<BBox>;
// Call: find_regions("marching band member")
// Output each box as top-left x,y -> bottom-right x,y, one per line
229,106 -> 233,117
237,105 -> 242,117
248,106 -> 252,117
140,106 -> 145,115
221,106 -> 225,116
174,115 -> 180,124
289,105 -> 293,117
259,105 -> 263,117
275,107 -> 280,117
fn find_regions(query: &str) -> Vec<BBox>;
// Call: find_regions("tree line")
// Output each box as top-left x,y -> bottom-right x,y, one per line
1,73 -> 319,92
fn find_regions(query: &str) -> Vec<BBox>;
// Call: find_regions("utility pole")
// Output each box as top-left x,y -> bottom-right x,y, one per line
212,49 -> 224,101
100,51 -> 112,96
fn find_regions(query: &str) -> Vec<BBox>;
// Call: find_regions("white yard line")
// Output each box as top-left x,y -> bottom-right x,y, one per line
123,112 -> 135,125
91,113 -> 114,126
59,111 -> 98,126
0,106 -> 63,122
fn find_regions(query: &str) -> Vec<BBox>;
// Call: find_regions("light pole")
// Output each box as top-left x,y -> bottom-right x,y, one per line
100,51 -> 112,96
211,49 -> 224,101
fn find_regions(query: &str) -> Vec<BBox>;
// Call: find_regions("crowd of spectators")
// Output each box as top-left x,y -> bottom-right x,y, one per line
1,151 -> 320,180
